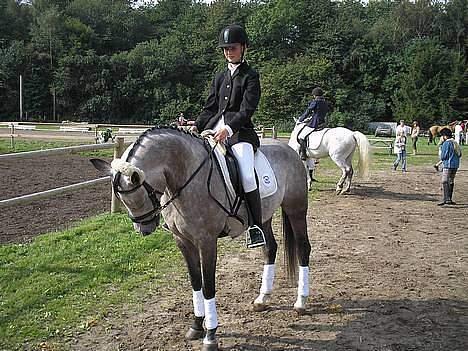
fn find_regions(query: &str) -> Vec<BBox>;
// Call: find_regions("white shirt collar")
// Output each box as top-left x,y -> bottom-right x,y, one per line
228,62 -> 241,75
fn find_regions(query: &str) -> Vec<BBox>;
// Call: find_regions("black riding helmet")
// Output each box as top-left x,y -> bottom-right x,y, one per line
218,24 -> 249,48
312,87 -> 324,96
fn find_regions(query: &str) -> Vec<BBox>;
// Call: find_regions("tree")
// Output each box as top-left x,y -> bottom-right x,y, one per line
393,39 -> 463,126
256,55 -> 336,128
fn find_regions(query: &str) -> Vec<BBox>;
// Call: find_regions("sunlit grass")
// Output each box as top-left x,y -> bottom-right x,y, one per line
0,214 -> 181,350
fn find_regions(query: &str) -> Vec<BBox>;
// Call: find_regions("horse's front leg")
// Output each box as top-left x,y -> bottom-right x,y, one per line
200,239 -> 219,351
253,218 -> 278,312
174,236 -> 205,340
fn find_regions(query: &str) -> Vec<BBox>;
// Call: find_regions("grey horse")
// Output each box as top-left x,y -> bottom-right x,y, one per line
91,126 -> 311,351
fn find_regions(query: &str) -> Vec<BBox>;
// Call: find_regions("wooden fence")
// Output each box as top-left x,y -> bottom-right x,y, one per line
0,137 -> 129,213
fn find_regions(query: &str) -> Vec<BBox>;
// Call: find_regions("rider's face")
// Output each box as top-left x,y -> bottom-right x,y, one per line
223,43 -> 243,63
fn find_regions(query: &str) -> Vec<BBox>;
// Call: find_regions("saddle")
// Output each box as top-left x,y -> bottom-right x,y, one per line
202,131 -> 278,201
297,125 -> 330,149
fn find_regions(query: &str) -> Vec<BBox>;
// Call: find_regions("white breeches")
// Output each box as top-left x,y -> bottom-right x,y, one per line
231,142 -> 257,193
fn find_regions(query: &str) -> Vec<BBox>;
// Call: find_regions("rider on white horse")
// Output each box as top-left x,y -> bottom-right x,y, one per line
297,87 -> 329,161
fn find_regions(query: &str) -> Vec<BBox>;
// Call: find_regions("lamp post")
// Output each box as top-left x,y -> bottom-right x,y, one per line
19,74 -> 23,121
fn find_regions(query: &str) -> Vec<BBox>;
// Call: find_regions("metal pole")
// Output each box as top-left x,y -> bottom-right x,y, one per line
19,75 -> 23,121
111,137 -> 125,213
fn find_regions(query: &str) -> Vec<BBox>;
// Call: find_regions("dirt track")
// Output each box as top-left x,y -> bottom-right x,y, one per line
65,161 -> 467,351
1,147 -> 467,350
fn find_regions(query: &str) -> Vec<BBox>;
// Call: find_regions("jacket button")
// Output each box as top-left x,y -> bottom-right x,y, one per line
224,96 -> 228,100
227,85 -> 230,88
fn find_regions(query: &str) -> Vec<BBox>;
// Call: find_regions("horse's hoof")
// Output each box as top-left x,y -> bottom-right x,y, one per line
253,303 -> 269,312
294,295 -> 308,315
202,341 -> 219,351
335,190 -> 341,195
185,327 -> 205,340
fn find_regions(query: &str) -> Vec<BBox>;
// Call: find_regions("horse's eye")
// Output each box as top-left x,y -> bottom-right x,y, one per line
131,172 -> 141,185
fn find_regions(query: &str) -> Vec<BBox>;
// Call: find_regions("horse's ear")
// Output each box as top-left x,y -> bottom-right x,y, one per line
90,158 -> 112,175
130,171 -> 141,185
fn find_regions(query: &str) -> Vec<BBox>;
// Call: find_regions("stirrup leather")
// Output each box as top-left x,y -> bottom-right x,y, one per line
246,225 -> 266,248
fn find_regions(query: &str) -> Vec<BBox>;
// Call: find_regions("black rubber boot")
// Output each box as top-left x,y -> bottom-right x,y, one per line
446,183 -> 456,205
438,183 -> 449,206
244,189 -> 266,248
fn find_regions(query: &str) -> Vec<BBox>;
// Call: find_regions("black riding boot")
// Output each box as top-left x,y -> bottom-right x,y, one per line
438,183 -> 450,206
298,139 -> 308,161
244,189 -> 266,248
309,170 -> 318,182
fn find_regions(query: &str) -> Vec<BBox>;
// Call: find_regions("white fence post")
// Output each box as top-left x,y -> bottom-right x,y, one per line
111,137 -> 125,213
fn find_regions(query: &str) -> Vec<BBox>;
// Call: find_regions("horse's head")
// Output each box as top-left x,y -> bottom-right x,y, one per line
90,158 -> 162,236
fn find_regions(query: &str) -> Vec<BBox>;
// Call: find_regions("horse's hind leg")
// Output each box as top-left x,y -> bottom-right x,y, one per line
332,159 -> 347,194
282,205 -> 311,314
341,155 -> 354,194
253,218 -> 278,312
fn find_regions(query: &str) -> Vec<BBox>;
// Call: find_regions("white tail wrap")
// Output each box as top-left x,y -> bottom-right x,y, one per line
204,297 -> 218,330
193,290 -> 205,317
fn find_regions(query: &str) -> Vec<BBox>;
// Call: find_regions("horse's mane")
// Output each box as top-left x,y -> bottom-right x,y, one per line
125,125 -> 206,161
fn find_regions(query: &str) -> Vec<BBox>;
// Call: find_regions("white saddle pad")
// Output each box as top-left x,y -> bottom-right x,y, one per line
297,126 -> 329,149
213,147 -> 278,200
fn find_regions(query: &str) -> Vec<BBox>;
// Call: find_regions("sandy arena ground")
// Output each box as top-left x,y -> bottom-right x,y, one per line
1,134 -> 467,350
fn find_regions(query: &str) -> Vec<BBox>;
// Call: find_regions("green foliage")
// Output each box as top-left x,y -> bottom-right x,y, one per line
393,39 -> 463,127
0,0 -> 466,128
257,55 -> 335,127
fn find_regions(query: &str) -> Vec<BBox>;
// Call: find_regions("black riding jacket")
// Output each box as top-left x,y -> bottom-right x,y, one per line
196,62 -> 261,148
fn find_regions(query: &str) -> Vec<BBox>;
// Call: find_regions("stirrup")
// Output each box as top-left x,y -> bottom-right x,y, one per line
246,225 -> 266,248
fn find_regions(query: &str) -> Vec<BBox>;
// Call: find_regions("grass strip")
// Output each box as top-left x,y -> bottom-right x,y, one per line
0,213 -> 181,350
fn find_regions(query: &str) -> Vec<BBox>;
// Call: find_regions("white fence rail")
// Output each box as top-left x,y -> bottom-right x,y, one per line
0,137 -> 128,213
0,177 -> 109,208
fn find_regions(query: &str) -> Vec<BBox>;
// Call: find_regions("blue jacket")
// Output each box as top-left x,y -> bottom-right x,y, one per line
298,97 -> 329,129
440,139 -> 461,169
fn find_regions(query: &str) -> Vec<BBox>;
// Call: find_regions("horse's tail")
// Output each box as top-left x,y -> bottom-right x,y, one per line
282,209 -> 298,283
353,131 -> 371,179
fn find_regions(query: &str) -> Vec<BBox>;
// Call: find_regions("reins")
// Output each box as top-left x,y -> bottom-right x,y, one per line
113,127 -> 242,225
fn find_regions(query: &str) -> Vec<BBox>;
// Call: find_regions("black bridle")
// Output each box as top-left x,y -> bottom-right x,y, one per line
112,145 -> 212,225
113,173 -> 165,225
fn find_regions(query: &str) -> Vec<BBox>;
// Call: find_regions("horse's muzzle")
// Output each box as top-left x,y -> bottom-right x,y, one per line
133,215 -> 160,236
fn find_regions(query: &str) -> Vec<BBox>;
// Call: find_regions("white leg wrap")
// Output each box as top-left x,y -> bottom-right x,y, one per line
193,290 -> 205,317
297,266 -> 309,297
260,264 -> 275,294
204,297 -> 218,330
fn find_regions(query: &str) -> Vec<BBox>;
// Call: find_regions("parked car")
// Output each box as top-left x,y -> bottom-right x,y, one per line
374,126 -> 393,137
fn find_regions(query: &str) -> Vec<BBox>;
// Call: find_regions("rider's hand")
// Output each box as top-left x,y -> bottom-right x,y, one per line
190,125 -> 198,133
214,128 -> 229,142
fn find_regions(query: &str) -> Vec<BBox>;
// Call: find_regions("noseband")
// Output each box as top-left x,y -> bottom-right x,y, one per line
113,172 -> 164,225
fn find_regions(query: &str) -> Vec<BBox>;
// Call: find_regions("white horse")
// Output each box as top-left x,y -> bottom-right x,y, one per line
289,123 -> 370,194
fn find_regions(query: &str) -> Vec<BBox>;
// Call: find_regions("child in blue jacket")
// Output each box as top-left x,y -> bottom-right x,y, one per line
438,128 -> 462,206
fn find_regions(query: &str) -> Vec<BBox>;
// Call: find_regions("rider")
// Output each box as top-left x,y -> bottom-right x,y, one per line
192,24 -> 265,248
297,87 -> 329,160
